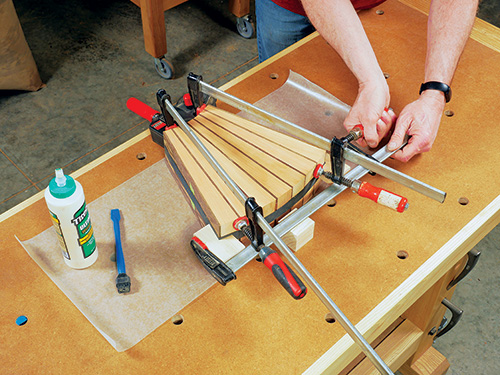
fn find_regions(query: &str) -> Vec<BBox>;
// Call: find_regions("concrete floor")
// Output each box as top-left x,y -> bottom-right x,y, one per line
1,0 -> 498,373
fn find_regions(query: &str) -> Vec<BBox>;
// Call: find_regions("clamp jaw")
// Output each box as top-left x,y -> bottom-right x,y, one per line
319,127 -> 409,213
233,198 -> 307,300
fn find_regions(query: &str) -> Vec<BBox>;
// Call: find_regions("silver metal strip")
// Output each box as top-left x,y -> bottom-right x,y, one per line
344,148 -> 447,203
199,80 -> 331,150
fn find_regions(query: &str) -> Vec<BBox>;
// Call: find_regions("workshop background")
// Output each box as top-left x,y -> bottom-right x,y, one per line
1,0 -> 499,374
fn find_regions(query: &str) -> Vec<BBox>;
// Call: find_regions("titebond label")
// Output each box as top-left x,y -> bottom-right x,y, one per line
72,202 -> 96,258
50,211 -> 70,260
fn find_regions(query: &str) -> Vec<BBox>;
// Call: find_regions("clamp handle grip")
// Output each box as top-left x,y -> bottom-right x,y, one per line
259,247 -> 307,300
126,97 -> 159,122
356,181 -> 408,213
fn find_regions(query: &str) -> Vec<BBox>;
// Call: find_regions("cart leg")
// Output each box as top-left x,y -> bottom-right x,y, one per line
140,0 -> 167,58
228,0 -> 250,18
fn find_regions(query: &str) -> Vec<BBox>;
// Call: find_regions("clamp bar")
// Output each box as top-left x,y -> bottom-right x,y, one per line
197,79 -> 331,150
343,148 -> 447,203
255,210 -> 393,375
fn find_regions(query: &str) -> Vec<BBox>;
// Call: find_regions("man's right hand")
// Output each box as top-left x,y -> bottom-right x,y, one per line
344,78 -> 396,148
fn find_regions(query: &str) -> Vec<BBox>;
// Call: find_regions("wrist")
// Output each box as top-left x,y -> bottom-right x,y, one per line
419,89 -> 447,109
358,73 -> 389,95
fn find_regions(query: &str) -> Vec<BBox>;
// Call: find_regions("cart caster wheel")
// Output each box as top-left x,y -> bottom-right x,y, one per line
154,57 -> 174,79
236,15 -> 254,39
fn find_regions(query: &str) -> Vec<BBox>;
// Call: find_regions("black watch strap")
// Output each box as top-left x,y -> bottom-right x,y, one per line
419,81 -> 451,103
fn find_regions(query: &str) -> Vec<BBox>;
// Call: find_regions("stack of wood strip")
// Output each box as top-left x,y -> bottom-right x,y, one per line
164,105 -> 326,237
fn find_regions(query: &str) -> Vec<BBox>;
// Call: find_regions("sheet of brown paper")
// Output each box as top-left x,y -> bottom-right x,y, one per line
19,161 -> 211,351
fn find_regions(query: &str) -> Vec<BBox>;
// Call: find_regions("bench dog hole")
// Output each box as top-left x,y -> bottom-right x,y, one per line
325,313 -> 336,324
172,315 -> 184,325
327,199 -> 337,208
136,152 -> 147,160
397,250 -> 409,260
269,73 -> 279,80
458,197 -> 469,205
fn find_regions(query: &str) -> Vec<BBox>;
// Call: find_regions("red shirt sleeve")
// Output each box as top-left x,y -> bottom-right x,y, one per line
271,0 -> 387,16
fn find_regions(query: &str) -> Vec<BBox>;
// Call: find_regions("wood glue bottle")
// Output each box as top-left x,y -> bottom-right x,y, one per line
44,168 -> 98,269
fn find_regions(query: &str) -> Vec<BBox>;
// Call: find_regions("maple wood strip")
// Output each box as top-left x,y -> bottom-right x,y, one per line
163,131 -> 224,235
205,106 -> 326,163
190,125 -> 276,216
174,129 -> 244,215
201,114 -> 308,176
191,118 -> 293,208
200,110 -> 321,176
164,130 -> 241,236
194,116 -> 305,196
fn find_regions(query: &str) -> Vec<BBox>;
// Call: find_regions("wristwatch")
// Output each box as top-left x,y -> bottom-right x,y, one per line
419,81 -> 452,103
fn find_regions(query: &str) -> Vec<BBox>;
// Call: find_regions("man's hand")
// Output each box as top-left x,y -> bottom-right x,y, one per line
344,78 -> 397,148
387,90 -> 445,162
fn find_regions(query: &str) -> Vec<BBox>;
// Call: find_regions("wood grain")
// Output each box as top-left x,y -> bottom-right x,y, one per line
164,105 -> 326,237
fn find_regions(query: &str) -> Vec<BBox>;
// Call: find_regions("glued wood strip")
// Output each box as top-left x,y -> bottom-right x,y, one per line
200,109 -> 321,176
164,130 -> 242,236
193,114 -> 305,195
191,126 -> 276,215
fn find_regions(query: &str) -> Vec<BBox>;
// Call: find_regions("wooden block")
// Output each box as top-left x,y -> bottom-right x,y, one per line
164,106 -> 326,238
193,225 -> 245,263
279,209 -> 315,251
399,347 -> 450,375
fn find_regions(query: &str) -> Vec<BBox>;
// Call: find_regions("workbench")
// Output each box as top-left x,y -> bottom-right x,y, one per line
2,0 -> 500,373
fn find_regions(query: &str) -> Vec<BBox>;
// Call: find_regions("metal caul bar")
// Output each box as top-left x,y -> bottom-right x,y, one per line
160,95 -> 394,375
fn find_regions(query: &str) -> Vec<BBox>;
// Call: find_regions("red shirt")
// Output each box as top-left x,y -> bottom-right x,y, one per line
272,0 -> 387,16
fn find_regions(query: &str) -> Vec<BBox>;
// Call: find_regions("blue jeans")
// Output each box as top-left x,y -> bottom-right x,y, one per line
256,0 -> 315,62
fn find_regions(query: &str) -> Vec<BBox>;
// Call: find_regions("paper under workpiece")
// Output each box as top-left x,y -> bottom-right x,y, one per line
20,161 -> 211,351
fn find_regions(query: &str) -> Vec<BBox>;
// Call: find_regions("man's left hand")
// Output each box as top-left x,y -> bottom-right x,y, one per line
388,90 -> 445,162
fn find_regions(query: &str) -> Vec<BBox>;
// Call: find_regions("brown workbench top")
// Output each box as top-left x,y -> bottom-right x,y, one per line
2,1 -> 500,374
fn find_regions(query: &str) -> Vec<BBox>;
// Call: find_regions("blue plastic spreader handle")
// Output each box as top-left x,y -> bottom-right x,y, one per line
110,209 -> 126,275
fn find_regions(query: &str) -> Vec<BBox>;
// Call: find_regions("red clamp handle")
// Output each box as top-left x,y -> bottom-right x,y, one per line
126,98 -> 159,122
259,247 -> 307,300
357,181 -> 408,213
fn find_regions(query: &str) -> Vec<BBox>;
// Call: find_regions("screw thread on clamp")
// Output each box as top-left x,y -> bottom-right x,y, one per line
241,226 -> 254,242
323,171 -> 353,188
